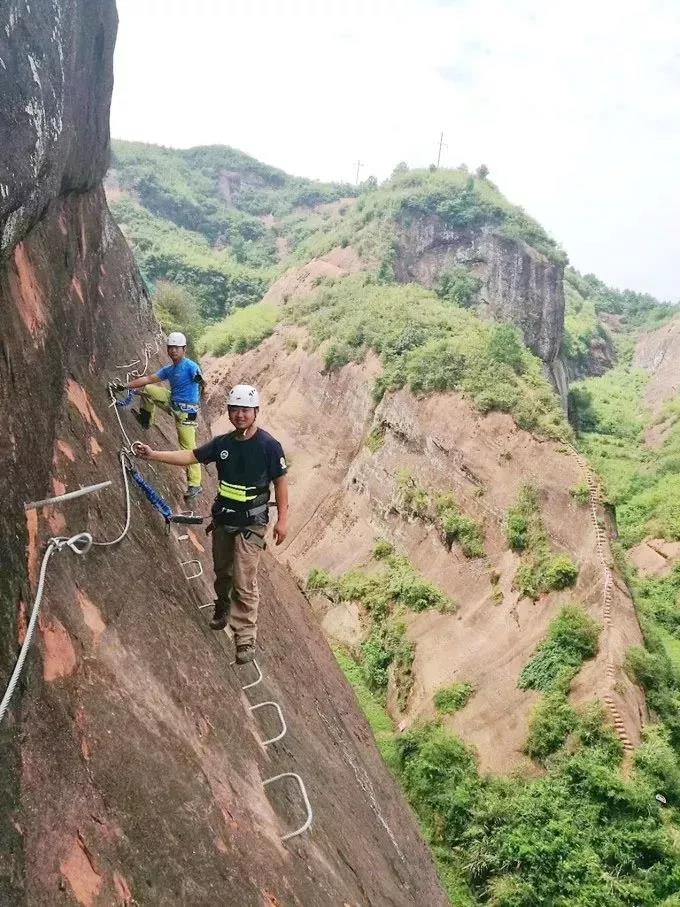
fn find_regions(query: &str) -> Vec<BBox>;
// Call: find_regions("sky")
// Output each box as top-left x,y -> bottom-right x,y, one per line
111,0 -> 680,301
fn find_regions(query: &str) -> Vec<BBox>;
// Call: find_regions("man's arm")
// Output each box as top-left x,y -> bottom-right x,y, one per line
272,475 -> 289,545
127,374 -> 161,390
135,444 -> 197,466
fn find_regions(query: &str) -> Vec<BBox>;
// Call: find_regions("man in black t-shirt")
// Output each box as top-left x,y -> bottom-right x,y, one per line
135,384 -> 289,664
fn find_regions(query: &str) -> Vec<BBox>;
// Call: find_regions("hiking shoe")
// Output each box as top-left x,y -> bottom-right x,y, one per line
235,643 -> 256,665
209,602 -> 229,630
183,485 -> 203,501
132,408 -> 151,430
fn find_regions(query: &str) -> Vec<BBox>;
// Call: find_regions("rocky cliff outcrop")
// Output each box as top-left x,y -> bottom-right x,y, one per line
0,3 -> 447,904
392,213 -> 568,405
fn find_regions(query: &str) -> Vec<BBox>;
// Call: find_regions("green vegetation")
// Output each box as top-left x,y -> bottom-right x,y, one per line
365,424 -> 385,453
394,476 -> 486,558
569,481 -> 590,504
289,276 -> 568,439
362,618 -> 415,710
565,267 -> 674,331
506,486 -> 579,599
572,357 -> 680,547
357,168 -> 567,265
435,266 -> 482,309
111,139 -> 356,257
372,538 -> 395,560
336,654 -> 680,905
307,550 -> 452,708
436,493 -> 485,558
197,302 -> 278,356
561,276 -> 612,374
151,280 -> 203,353
333,648 -> 398,769
519,605 -> 600,694
433,682 -> 475,715
524,692 -> 578,759
111,195 -> 268,321
397,470 -> 430,518
625,640 -> 680,753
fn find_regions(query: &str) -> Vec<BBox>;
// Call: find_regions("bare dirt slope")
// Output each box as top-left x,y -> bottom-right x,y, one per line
634,314 -> 680,411
203,327 -> 645,774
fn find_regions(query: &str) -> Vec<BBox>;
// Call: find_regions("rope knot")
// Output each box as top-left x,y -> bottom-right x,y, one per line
51,532 -> 93,555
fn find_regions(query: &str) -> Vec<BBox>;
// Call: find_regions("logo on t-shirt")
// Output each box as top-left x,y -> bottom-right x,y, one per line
220,450 -> 229,460
280,456 -> 286,469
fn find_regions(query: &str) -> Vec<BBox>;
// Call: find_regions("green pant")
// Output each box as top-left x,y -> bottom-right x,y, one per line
139,385 -> 202,487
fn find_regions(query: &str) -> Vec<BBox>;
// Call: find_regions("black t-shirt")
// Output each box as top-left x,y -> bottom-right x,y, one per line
194,428 -> 287,524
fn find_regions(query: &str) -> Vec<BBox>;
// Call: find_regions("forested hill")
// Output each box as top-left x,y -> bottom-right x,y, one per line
106,139 -> 358,323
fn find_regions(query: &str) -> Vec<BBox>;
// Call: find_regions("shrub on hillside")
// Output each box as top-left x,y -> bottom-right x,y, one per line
524,693 -> 578,760
569,482 -> 590,505
197,303 -> 278,356
507,486 -> 579,599
434,682 -> 475,714
152,281 -> 203,352
519,605 -> 600,693
372,538 -> 395,560
439,508 -> 485,558
505,512 -> 529,551
435,266 -> 482,308
544,555 -> 580,590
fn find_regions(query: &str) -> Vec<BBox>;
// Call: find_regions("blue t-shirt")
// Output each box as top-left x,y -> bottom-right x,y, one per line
156,357 -> 202,405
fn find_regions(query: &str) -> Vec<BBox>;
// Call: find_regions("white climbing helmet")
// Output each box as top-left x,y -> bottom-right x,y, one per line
228,384 -> 260,408
167,331 -> 187,347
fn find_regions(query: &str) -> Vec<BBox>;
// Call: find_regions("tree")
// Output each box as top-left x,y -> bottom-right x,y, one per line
436,266 -> 482,309
476,163 -> 489,179
363,175 -> 378,191
392,161 -> 409,178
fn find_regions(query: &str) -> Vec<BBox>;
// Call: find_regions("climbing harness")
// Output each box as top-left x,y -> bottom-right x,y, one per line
0,533 -> 92,722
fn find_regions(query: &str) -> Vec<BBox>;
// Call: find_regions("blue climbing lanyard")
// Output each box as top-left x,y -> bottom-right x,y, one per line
127,465 -> 173,520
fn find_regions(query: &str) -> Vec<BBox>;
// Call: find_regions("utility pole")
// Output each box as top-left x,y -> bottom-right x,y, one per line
355,160 -> 363,184
436,132 -> 445,169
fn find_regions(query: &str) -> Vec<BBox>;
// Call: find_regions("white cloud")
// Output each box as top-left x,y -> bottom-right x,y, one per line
111,0 -> 680,299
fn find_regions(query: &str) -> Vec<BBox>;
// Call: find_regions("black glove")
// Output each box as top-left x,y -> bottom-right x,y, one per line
108,381 -> 126,393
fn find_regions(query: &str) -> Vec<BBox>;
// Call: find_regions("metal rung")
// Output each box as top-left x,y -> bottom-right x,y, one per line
249,701 -> 287,745
180,510 -> 194,518
25,480 -> 112,511
262,772 -> 313,842
176,534 -> 189,542
240,659 -> 263,691
180,559 -> 203,580
198,602 -> 213,610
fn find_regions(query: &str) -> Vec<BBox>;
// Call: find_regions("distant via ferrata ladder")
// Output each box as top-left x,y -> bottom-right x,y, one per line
1,335 -> 313,843
569,446 -> 634,753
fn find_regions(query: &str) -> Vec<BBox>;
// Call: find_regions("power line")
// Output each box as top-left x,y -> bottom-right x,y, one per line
436,132 -> 447,168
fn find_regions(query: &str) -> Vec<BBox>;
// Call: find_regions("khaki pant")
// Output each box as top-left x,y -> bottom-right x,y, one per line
139,384 -> 202,487
212,524 -> 265,645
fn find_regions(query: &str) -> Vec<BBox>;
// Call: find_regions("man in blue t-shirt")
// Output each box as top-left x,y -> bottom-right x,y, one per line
124,331 -> 204,499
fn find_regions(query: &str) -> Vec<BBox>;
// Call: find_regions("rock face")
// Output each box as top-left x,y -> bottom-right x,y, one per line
634,314 -> 680,411
393,213 -> 568,405
0,0 -> 116,256
0,3 -> 447,904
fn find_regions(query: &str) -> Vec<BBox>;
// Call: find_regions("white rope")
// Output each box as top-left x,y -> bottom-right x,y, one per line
107,386 -> 136,451
0,533 -> 92,723
92,451 -> 133,547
